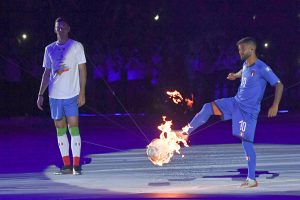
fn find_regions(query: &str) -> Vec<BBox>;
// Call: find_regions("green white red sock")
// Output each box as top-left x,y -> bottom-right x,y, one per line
69,126 -> 81,167
56,127 -> 70,166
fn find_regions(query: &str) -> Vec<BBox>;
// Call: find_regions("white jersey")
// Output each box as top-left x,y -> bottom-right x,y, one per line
43,39 -> 86,99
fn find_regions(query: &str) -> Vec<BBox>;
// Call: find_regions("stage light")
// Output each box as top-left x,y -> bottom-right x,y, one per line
278,110 -> 288,113
264,42 -> 269,48
252,15 -> 256,20
21,33 -> 27,40
154,14 -> 159,21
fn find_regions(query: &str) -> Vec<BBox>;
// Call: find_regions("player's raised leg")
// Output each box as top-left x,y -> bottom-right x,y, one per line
187,102 -> 222,135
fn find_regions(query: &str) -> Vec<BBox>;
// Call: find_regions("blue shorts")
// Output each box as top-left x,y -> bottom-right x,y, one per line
214,97 -> 257,142
49,96 -> 79,120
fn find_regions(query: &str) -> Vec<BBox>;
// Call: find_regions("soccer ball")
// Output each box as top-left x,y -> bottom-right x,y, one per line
146,138 -> 171,166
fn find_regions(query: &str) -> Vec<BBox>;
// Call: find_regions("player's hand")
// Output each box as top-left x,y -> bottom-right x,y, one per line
78,93 -> 86,107
268,104 -> 278,117
227,73 -> 237,80
37,96 -> 44,111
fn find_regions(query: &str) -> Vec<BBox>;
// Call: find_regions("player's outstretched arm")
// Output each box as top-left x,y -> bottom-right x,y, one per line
268,81 -> 284,117
227,69 -> 242,80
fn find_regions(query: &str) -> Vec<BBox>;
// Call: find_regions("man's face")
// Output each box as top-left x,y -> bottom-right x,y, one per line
238,43 -> 253,61
54,21 -> 70,38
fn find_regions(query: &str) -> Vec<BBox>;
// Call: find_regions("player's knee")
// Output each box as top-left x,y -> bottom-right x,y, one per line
54,117 -> 67,128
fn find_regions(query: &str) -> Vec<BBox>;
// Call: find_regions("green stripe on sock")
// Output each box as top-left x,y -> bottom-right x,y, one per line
69,127 -> 80,136
56,127 -> 67,136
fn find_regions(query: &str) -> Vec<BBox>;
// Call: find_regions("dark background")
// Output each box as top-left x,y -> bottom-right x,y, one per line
0,0 -> 299,118
0,2 -> 299,198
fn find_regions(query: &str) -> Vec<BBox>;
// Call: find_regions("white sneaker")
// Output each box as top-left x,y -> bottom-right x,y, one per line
174,130 -> 189,141
73,166 -> 82,175
240,177 -> 258,188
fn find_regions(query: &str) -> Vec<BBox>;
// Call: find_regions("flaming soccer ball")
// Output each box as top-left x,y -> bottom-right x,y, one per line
146,138 -> 171,166
146,116 -> 191,166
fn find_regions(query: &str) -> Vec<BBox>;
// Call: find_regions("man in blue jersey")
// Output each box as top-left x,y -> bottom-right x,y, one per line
185,37 -> 284,187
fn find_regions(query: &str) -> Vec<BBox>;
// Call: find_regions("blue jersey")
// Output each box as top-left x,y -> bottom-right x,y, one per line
234,59 -> 280,115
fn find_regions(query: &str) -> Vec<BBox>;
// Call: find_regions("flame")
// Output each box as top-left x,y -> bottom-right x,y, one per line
166,90 -> 194,108
182,123 -> 192,134
146,116 -> 191,166
185,94 -> 194,109
166,90 -> 183,104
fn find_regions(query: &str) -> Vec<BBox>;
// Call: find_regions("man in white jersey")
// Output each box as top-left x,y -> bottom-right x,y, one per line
37,17 -> 87,175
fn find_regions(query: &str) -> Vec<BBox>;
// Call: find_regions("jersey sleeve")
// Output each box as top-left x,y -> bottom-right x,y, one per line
261,65 -> 280,86
42,46 -> 51,69
76,42 -> 86,65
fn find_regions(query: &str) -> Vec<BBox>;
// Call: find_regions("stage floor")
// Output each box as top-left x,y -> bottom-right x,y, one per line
0,114 -> 299,199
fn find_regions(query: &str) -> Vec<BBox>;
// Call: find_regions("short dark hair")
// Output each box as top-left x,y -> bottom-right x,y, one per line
236,37 -> 256,47
55,17 -> 69,26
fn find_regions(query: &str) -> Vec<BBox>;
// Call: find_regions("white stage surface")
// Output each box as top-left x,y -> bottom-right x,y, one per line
1,144 -> 300,199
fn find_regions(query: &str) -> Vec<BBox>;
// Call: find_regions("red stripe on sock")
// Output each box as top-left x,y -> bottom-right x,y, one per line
62,156 -> 70,166
73,157 -> 80,167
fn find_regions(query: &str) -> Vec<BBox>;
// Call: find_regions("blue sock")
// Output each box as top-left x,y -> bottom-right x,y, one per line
242,140 -> 256,180
188,103 -> 213,134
